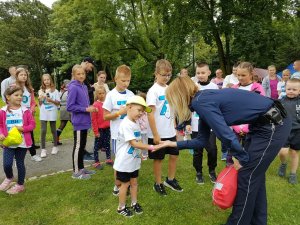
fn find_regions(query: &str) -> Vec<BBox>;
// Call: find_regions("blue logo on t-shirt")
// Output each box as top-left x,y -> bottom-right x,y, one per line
158,95 -> 168,116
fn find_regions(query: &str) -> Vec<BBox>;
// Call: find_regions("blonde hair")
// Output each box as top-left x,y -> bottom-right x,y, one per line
238,61 -> 254,80
114,65 -> 131,80
268,65 -> 276,70
286,78 -> 300,86
282,69 -> 290,76
40,73 -> 56,92
15,67 -> 34,92
155,59 -> 172,75
166,76 -> 198,124
72,64 -> 85,77
94,86 -> 107,101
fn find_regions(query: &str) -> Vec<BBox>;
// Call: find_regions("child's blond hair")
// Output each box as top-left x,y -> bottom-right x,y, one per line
155,59 -> 172,75
114,65 -> 131,80
94,86 -> 107,101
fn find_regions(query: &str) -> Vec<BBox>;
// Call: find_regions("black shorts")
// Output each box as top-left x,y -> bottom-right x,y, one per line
148,136 -> 178,160
283,129 -> 300,150
116,170 -> 139,182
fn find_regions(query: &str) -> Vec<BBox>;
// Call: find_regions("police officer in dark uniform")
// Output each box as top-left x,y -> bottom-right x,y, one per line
159,76 -> 291,225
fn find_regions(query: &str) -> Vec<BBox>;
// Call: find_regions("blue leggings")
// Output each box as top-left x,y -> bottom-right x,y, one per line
3,147 -> 27,185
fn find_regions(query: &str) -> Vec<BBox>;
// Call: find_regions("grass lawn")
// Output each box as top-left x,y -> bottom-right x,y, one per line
0,150 -> 299,225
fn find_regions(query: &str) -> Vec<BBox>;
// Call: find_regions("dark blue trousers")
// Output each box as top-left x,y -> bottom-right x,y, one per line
226,117 -> 291,225
3,147 -> 27,185
93,128 -> 111,162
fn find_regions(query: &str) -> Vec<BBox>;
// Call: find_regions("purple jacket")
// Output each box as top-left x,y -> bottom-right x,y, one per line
67,80 -> 91,131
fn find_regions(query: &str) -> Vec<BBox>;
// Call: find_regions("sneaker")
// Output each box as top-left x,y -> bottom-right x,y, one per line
6,184 -> 25,194
40,149 -> 47,158
93,162 -> 104,170
51,147 -> 59,155
83,154 -> 94,161
105,159 -> 114,166
112,188 -> 119,196
164,178 -> 183,192
209,171 -> 217,183
72,170 -> 91,180
0,178 -> 14,191
132,203 -> 143,214
117,206 -> 133,217
196,173 -> 204,184
153,183 -> 167,196
34,145 -> 40,149
57,142 -> 62,146
288,173 -> 298,184
278,163 -> 287,177
31,155 -> 42,162
81,168 -> 96,175
221,152 -> 227,161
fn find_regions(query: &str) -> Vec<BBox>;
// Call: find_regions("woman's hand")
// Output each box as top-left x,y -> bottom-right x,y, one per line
15,126 -> 24,132
232,157 -> 242,170
159,140 -> 177,148
86,106 -> 98,113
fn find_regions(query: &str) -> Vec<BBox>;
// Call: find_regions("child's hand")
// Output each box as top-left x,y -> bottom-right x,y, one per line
15,126 -> 24,132
86,106 -> 98,113
0,134 -> 5,141
118,106 -> 127,115
153,134 -> 161,144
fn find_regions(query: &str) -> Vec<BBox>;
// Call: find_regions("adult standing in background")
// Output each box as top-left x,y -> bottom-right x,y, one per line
1,66 -> 16,101
211,69 -> 224,89
291,60 -> 300,79
80,57 -> 97,105
222,63 -> 239,88
262,65 -> 282,99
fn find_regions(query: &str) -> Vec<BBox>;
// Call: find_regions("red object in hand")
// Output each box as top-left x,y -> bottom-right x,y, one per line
212,165 -> 238,209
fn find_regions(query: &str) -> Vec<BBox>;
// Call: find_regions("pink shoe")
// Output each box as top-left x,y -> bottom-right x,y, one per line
6,184 -> 25,194
0,178 -> 14,191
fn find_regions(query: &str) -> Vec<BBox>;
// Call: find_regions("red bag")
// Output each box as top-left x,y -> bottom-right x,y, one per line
212,165 -> 238,209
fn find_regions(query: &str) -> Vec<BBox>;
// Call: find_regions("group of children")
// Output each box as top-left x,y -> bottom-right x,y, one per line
0,59 -> 299,221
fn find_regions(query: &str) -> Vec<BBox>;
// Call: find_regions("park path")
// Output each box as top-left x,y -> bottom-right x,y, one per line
0,137 -> 107,181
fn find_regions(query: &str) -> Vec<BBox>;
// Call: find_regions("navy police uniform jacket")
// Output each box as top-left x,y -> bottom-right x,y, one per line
177,88 -> 274,166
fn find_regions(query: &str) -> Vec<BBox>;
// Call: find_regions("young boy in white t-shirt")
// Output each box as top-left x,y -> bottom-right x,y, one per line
114,95 -> 162,217
103,65 -> 134,195
147,59 -> 182,196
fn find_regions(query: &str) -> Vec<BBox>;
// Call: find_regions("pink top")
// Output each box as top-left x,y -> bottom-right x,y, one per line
91,100 -> 110,136
270,79 -> 279,99
231,82 -> 265,134
0,106 -> 36,147
211,77 -> 224,89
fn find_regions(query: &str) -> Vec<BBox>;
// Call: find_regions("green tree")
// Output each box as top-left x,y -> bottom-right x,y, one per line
0,0 -> 51,87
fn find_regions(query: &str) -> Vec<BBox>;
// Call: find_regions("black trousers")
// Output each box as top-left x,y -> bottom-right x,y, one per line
192,131 -> 217,174
226,117 -> 291,225
72,130 -> 87,173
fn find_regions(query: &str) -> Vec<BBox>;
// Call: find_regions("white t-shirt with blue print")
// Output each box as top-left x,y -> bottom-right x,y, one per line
146,82 -> 176,138
38,89 -> 60,121
191,81 -> 219,132
113,117 -> 142,173
22,87 -> 31,109
5,107 -> 26,148
103,88 -> 134,139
